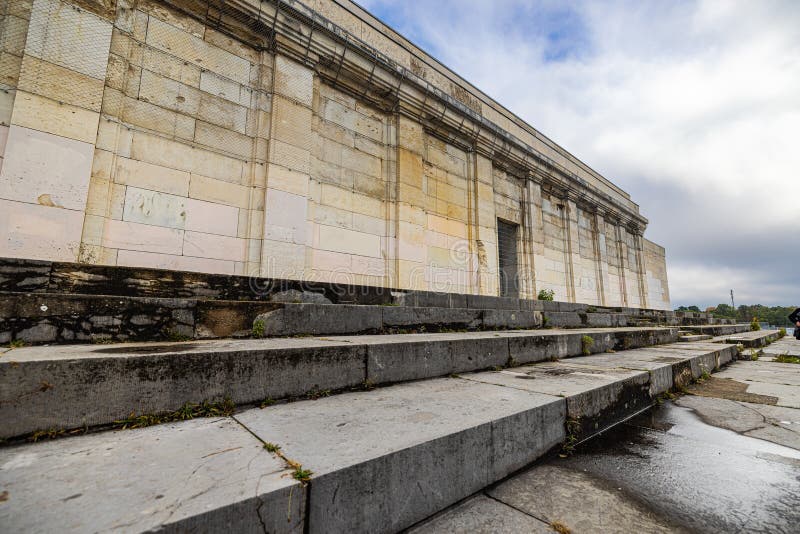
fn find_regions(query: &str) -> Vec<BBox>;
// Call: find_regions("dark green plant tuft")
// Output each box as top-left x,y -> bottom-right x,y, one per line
252,319 -> 265,338
292,467 -> 313,483
264,442 -> 281,453
538,289 -> 555,301
581,335 -> 594,356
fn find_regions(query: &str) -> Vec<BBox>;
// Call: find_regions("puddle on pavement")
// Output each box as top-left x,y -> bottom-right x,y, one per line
550,400 -> 800,533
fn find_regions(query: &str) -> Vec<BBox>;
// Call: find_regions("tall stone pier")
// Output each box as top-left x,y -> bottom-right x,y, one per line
0,0 -> 670,309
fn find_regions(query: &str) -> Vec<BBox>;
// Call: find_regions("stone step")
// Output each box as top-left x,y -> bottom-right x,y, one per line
3,289 -> 691,346
0,327 -> 677,440
2,256 -> 727,324
679,334 -> 713,342
711,329 -> 782,348
0,342 -> 736,533
1,292 -> 548,345
682,324 -> 752,336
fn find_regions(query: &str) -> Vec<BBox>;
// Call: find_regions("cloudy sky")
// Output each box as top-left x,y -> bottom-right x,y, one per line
356,0 -> 800,309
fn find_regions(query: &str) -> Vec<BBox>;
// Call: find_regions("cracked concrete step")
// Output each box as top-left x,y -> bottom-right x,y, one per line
0,417 -> 305,533
0,327 -> 678,439
683,324 -> 752,336
0,342 -> 734,533
711,329 -> 781,348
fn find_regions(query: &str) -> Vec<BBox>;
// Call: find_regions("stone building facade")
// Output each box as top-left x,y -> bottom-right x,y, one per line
0,0 -> 670,309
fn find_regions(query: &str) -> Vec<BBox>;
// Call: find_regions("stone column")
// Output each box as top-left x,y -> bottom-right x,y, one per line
395,115 -> 426,290
474,153 -> 498,296
614,222 -> 629,307
593,211 -> 610,306
527,176 -> 545,298
0,0 -> 113,262
634,232 -> 649,309
564,199 -> 581,303
260,53 -> 314,280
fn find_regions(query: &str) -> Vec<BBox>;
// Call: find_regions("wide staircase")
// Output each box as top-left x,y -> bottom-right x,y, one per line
0,258 -> 758,532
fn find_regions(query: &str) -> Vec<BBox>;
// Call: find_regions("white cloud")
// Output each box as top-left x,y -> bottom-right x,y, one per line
358,0 -> 800,307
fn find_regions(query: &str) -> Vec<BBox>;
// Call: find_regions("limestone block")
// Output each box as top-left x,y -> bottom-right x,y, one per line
398,116 -> 424,154
0,198 -> 83,261
145,17 -> 250,84
311,248 -> 352,272
199,70 -> 249,107
122,186 -> 186,229
319,183 -> 352,211
0,51 -> 22,89
0,125 -> 8,156
261,240 -> 306,278
115,156 -> 190,197
318,225 -> 381,258
25,0 -> 113,80
183,230 -> 246,261
350,192 -> 383,218
130,131 -> 245,184
270,139 -> 310,174
141,46 -> 201,87
102,218 -> 183,255
18,55 -> 104,112
273,55 -> 313,107
264,188 -> 307,244
0,125 -> 93,210
11,91 -> 100,143
184,197 -> 239,237
267,163 -> 309,197
272,96 -> 313,149
197,91 -> 248,135
203,26 -> 260,64
0,88 -> 15,126
352,212 -> 384,236
188,174 -> 250,209
138,69 -> 200,116
194,121 -> 253,159
117,249 -> 235,275
111,91 -> 196,141
312,203 -> 351,229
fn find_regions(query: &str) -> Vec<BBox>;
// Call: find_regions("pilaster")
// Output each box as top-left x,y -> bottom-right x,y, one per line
261,54 -> 314,279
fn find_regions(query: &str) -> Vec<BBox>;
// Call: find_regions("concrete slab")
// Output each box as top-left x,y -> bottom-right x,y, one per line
679,334 -> 712,342
763,337 -> 800,358
714,361 -> 800,408
234,377 -> 566,534
487,465 -> 679,533
408,494 -> 552,533
0,417 -> 304,533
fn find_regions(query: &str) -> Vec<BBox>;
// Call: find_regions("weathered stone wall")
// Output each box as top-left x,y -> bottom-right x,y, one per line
644,238 -> 670,310
0,0 -> 671,308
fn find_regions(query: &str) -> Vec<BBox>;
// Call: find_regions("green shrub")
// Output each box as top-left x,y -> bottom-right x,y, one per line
750,317 -> 761,331
538,289 -> 555,301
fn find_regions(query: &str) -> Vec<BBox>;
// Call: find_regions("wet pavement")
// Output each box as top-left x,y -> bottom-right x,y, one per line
412,337 -> 800,533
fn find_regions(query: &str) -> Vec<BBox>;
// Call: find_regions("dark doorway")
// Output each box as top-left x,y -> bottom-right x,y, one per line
497,220 -> 519,297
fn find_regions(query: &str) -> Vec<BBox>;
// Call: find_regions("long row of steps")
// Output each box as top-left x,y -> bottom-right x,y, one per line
0,336 -> 737,533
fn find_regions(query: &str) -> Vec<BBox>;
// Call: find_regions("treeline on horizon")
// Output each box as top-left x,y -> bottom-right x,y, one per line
674,304 -> 797,326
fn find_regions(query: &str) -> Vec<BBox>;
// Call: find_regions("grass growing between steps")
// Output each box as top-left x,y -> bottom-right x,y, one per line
773,353 -> 800,364
112,398 -> 236,430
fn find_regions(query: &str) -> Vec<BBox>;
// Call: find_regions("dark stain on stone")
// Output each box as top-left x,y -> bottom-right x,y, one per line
686,376 -> 778,405
94,343 -> 201,354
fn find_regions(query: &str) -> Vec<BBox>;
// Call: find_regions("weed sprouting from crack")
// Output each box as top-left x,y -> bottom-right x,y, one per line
581,335 -> 594,356
112,398 -> 235,430
560,417 -> 580,457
